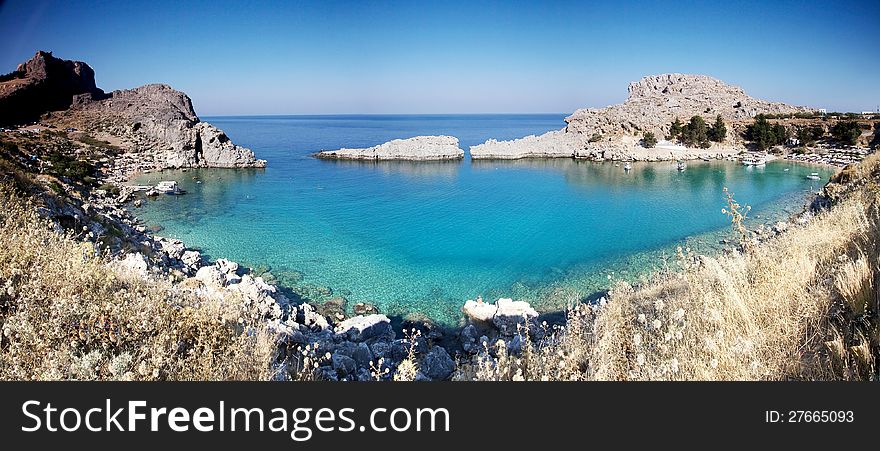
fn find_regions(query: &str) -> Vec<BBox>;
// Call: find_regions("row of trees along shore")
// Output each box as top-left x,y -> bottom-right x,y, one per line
640,113 -> 871,150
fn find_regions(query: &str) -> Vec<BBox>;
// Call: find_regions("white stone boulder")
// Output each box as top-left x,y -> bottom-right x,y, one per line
493,298 -> 539,335
335,314 -> 393,342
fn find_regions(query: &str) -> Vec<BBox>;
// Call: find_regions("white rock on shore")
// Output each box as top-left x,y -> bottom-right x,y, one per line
315,135 -> 464,161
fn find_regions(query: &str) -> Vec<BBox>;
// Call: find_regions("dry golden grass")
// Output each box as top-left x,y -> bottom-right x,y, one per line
461,157 -> 880,381
0,185 -> 277,380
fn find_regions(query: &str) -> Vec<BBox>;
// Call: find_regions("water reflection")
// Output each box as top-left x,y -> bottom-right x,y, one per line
316,158 -> 461,179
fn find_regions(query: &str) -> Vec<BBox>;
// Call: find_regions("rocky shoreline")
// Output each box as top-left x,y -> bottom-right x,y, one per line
314,135 -> 464,161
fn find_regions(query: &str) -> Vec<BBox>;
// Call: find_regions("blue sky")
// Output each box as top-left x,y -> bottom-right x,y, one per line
1,0 -> 878,115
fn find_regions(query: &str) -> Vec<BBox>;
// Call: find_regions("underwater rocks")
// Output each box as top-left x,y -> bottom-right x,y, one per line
315,135 -> 464,161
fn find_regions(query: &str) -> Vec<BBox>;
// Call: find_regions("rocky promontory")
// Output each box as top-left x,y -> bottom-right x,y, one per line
63,83 -> 266,169
470,73 -> 815,160
315,135 -> 464,161
1,51 -> 265,170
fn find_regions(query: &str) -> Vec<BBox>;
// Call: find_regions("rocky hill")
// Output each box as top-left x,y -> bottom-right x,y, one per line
471,73 -> 815,160
1,51 -> 264,169
0,51 -> 105,125
315,135 -> 464,160
61,84 -> 265,168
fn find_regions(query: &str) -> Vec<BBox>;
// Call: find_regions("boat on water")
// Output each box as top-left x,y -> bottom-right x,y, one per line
742,155 -> 766,166
700,154 -> 711,161
624,162 -> 632,171
806,172 -> 820,180
677,161 -> 686,171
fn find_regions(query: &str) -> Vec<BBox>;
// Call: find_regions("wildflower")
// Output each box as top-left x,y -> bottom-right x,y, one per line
637,313 -> 647,324
652,319 -> 662,330
670,358 -> 679,374
664,332 -> 672,342
633,333 -> 642,346
674,330 -> 683,340
672,308 -> 685,321
654,299 -> 665,312
636,354 -> 645,366
709,358 -> 718,369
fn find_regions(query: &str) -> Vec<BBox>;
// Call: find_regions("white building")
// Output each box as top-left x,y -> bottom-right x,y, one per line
818,108 -> 827,115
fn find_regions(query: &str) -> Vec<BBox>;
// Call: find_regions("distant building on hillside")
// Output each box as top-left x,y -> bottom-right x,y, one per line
861,111 -> 874,116
818,108 -> 827,115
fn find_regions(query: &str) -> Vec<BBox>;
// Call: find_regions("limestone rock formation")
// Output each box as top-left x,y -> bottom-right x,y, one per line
69,84 -> 266,168
470,73 -> 815,160
1,51 -> 265,169
0,51 -> 105,125
315,135 -> 464,161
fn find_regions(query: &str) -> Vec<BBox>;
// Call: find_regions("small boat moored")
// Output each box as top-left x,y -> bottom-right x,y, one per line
806,172 -> 820,180
624,162 -> 632,171
676,160 -> 686,171
742,154 -> 767,166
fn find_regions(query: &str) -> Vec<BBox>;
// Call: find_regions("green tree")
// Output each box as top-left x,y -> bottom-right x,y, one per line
642,131 -> 657,148
831,121 -> 861,145
746,114 -> 783,151
773,124 -> 789,145
708,115 -> 727,143
681,115 -> 709,148
668,118 -> 683,141
796,125 -> 824,147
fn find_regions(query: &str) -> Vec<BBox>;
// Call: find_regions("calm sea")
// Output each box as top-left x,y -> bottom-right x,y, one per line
133,115 -> 833,325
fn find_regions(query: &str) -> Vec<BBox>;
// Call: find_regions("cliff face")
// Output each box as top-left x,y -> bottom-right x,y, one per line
69,84 -> 265,168
0,51 -> 106,125
564,74 -> 813,137
1,51 -> 264,169
471,73 -> 815,160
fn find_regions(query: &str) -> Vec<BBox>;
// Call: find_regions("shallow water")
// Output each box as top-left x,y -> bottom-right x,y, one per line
132,115 -> 834,325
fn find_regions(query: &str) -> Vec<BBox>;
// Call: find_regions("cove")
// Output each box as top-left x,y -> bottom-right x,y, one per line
131,115 -> 833,325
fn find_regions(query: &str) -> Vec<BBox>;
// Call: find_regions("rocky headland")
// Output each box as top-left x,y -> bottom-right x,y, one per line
1,51 -> 265,172
315,135 -> 465,161
470,73 -> 814,161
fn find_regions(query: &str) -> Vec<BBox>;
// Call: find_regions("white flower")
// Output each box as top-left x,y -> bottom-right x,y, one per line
673,308 -> 685,321
633,333 -> 642,346
654,299 -> 665,312
652,319 -> 662,330
674,330 -> 683,340
670,358 -> 679,373
709,358 -> 718,369
636,354 -> 645,366
637,313 -> 647,324
664,332 -> 672,342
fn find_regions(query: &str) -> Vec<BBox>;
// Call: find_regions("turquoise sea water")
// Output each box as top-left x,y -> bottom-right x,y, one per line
132,115 -> 834,325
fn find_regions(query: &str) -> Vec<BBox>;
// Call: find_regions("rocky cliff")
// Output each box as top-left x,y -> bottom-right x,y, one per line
67,84 -> 265,168
0,51 -> 105,125
471,73 -> 815,160
1,51 -> 264,169
315,135 -> 464,160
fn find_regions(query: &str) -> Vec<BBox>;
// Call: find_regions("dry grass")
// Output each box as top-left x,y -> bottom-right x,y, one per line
0,185 -> 277,380
461,157 -> 880,381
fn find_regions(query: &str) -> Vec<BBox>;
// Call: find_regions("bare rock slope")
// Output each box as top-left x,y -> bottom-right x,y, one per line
315,135 -> 464,160
68,84 -> 265,168
1,51 -> 264,169
471,73 -> 814,160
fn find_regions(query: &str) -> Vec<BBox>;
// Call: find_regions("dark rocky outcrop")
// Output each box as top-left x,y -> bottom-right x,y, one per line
0,51 -> 106,125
